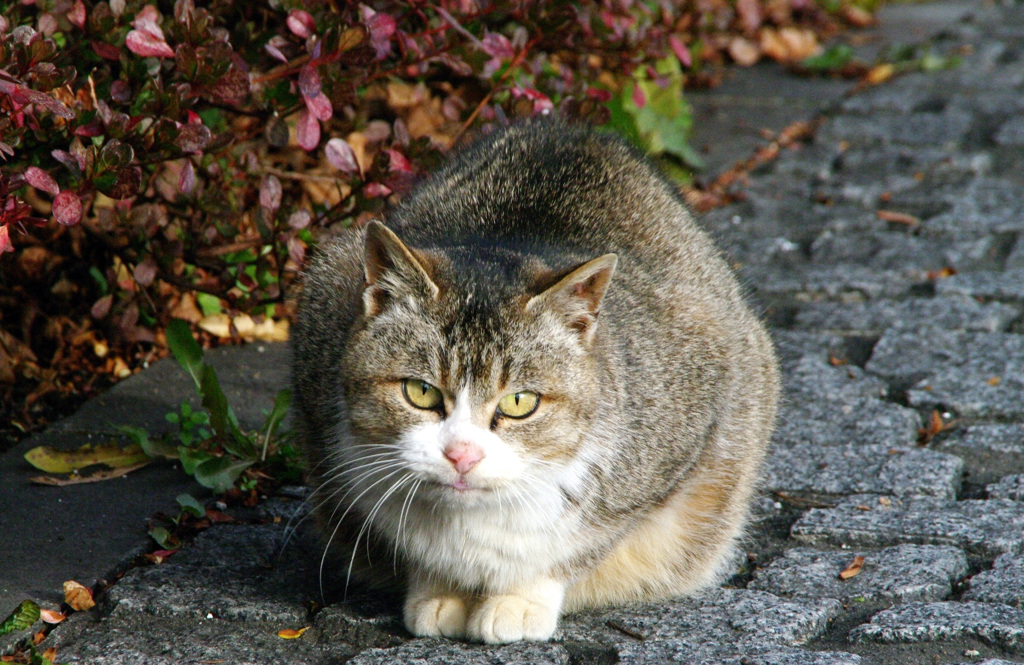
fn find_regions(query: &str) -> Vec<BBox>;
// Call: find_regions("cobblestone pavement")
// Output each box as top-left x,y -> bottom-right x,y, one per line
5,1 -> 1024,664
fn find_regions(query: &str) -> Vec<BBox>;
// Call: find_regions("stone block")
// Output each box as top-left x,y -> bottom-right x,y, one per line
765,444 -> 962,498
561,588 -> 842,648
348,642 -> 571,665
103,524 -> 313,625
616,641 -> 862,665
748,545 -> 968,604
935,425 -> 1024,487
964,553 -> 1024,607
850,601 -> 1024,652
923,179 -> 1024,239
773,356 -> 921,450
793,297 -> 1019,335
790,495 -> 1024,558
937,269 -> 1024,303
988,475 -> 1024,501
866,330 -> 1024,420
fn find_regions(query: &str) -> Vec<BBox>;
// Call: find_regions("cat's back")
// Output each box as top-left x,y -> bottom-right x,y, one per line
387,120 -> 728,289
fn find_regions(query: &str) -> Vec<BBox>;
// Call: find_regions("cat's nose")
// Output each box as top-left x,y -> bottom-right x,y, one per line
443,443 -> 484,474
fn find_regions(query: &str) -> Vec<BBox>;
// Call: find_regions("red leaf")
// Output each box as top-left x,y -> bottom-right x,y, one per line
53,191 -> 83,226
288,209 -> 311,230
366,12 -> 396,60
92,40 -> 122,60
363,182 -> 391,198
66,0 -> 87,28
178,160 -> 195,193
264,37 -> 288,63
286,10 -> 315,39
296,110 -> 321,151
669,35 -> 692,68
126,29 -> 175,58
133,256 -> 158,286
481,32 -> 514,59
325,138 -> 359,175
384,149 -> 412,174
91,294 -> 113,320
287,235 -> 305,264
0,225 -> 14,253
176,123 -> 211,153
298,64 -> 321,99
304,91 -> 332,122
25,167 -> 60,196
259,174 -> 282,211
632,83 -> 646,109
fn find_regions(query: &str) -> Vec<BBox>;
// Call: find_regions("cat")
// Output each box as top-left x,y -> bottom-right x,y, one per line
292,119 -> 780,644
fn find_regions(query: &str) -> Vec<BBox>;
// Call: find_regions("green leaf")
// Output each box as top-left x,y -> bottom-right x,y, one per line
194,456 -> 253,493
802,44 -> 855,72
148,526 -> 179,549
199,364 -> 246,452
118,425 -> 179,460
176,493 -> 206,518
166,319 -> 204,389
0,600 -> 40,636
179,447 -> 214,475
260,389 -> 292,461
196,292 -> 224,317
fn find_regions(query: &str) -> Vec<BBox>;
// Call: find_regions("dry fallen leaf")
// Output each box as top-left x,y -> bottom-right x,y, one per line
864,63 -> 895,85
839,555 -> 866,580
878,496 -> 892,507
39,609 -> 66,625
728,36 -> 761,66
198,313 -> 232,338
63,581 -> 96,611
877,210 -> 920,227
278,626 -> 309,639
987,376 -> 1001,386
24,443 -> 148,474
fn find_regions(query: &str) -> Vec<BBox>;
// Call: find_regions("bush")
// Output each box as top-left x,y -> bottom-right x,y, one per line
0,0 -> 866,431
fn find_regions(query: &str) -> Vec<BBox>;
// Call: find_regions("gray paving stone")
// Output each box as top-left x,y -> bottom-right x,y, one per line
103,523 -> 312,624
935,424 -> 1024,487
751,264 -> 919,302
866,329 -> 1024,419
349,642 -> 571,665
964,553 -> 1024,608
937,269 -> 1024,303
53,612 -> 352,665
818,108 -> 974,149
773,356 -> 921,450
995,116 -> 1024,147
765,444 -> 962,498
923,178 -> 1024,239
748,545 -> 968,604
561,588 -> 842,647
809,231 -> 997,275
988,475 -> 1024,501
616,641 -> 862,665
850,601 -> 1024,652
790,495 -> 1024,558
793,296 -> 1019,335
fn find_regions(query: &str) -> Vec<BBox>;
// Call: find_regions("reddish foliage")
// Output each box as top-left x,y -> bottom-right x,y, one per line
0,0 -> 869,443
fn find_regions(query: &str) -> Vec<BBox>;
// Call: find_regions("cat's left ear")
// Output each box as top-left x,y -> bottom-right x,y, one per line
527,254 -> 617,344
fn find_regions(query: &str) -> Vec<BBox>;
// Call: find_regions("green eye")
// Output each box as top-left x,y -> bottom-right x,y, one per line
496,391 -> 540,419
402,379 -> 443,410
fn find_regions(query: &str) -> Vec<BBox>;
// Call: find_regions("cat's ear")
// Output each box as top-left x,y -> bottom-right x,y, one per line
362,220 -> 439,317
527,254 -> 617,344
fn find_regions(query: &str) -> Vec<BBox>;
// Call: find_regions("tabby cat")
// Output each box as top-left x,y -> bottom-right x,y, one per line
292,119 -> 779,644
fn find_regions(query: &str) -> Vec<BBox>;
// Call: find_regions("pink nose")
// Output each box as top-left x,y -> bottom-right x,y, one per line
444,443 -> 484,474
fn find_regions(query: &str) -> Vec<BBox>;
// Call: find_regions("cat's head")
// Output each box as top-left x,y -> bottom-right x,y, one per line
338,220 -> 617,506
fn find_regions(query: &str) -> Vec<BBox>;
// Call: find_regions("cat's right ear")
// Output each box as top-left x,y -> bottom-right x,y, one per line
362,220 -> 439,317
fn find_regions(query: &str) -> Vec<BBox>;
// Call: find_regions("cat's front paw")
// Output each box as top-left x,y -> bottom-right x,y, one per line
404,593 -> 469,639
466,594 -> 559,644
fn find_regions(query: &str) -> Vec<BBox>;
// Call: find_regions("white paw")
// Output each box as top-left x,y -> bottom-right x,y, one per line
466,594 -> 559,644
404,593 -> 469,639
